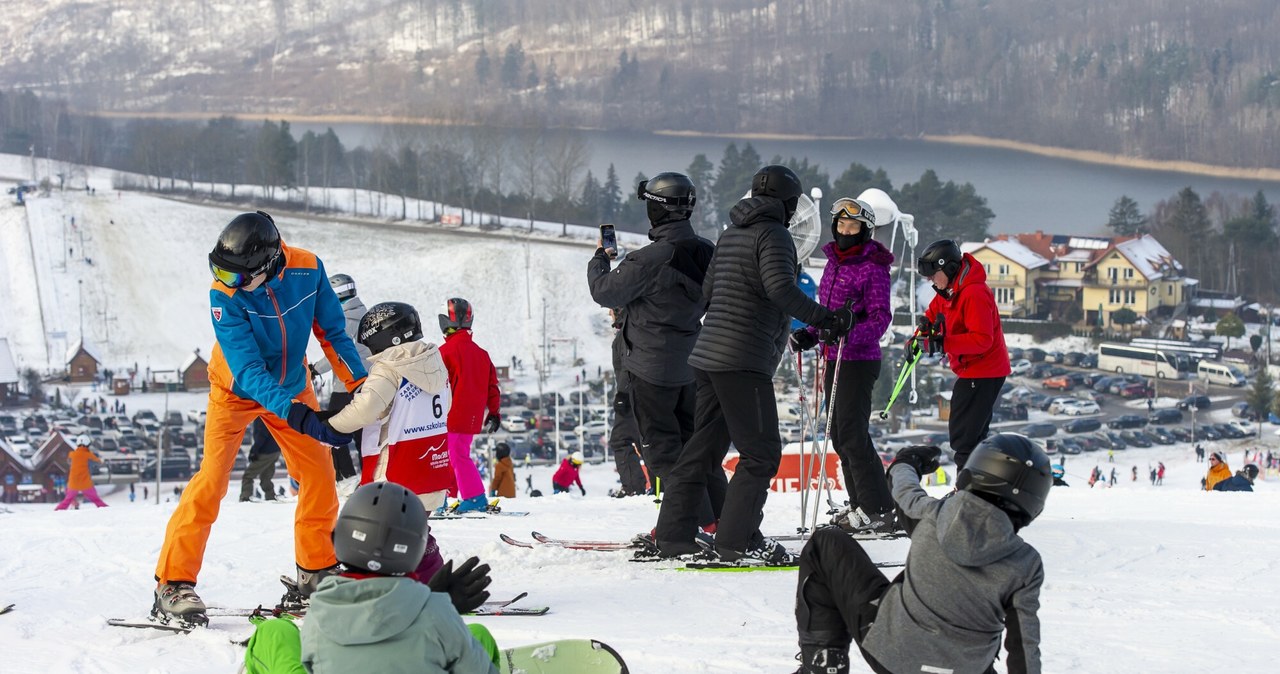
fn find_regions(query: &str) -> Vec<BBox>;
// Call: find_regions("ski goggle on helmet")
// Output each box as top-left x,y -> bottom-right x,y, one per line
830,198 -> 876,227
208,252 -> 280,289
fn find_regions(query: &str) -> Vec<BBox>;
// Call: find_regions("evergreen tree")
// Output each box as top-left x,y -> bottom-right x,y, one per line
501,42 -> 525,89
832,162 -> 894,201
686,153 -> 717,239
527,61 -> 540,89
475,47 -> 491,85
580,170 -> 602,222
896,169 -> 993,244
618,172 -> 649,228
602,164 -> 622,223
1216,313 -> 1245,350
1246,367 -> 1273,436
1107,195 -> 1148,235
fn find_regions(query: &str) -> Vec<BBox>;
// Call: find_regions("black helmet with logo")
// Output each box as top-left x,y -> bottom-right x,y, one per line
638,172 -> 696,225
357,301 -> 423,355
439,297 -> 474,333
956,433 -> 1053,529
917,239 -> 964,280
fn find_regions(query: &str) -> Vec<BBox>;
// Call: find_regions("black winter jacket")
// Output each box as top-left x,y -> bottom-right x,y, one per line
587,220 -> 715,387
689,197 -> 831,375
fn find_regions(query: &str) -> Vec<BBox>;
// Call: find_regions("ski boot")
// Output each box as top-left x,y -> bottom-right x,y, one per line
717,536 -> 798,566
152,582 -> 208,628
452,494 -> 489,514
794,645 -> 850,674
279,564 -> 342,612
835,507 -> 901,537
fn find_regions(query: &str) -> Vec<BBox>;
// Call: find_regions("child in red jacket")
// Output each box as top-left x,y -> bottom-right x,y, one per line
437,298 -> 502,513
916,240 -> 1011,470
553,452 -> 586,495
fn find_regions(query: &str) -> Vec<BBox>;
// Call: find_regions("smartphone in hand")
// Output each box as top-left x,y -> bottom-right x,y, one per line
599,224 -> 618,259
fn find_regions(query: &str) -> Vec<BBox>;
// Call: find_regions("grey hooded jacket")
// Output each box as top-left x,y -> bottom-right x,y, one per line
688,196 -> 831,375
862,464 -> 1044,674
587,219 -> 714,387
301,575 -> 496,674
314,296 -> 373,375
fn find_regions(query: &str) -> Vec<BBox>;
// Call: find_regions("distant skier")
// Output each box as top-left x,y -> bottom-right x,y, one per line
241,482 -> 498,674
54,436 -> 109,510
437,298 -> 502,513
793,434 -> 1050,674
489,442 -> 516,499
552,451 -> 586,495
239,418 -> 281,502
1204,452 -> 1230,491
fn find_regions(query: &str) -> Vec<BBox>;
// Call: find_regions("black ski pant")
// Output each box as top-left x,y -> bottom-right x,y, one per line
239,451 -> 279,501
949,376 -> 1005,470
656,368 -> 777,554
609,384 -> 648,495
823,358 -> 892,516
631,374 -> 725,527
327,391 -> 360,480
795,527 -> 896,674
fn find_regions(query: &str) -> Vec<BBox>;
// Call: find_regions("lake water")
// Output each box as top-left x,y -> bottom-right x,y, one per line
290,122 -> 1280,236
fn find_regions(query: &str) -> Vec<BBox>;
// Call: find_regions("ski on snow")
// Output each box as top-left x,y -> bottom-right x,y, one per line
503,528 -> 905,552
0,603 -> 14,615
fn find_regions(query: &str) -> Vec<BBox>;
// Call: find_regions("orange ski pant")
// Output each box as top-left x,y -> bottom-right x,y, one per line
155,384 -> 338,584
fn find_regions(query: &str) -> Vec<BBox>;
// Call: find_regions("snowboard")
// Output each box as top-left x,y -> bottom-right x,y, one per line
500,638 -> 628,674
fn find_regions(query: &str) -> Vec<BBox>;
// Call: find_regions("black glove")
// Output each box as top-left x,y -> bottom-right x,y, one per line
818,306 -> 856,344
483,413 -> 501,434
888,445 -> 942,477
308,363 -> 320,378
614,391 -> 631,416
427,556 -> 492,614
789,329 -> 818,352
286,402 -> 353,446
579,485 -> 587,496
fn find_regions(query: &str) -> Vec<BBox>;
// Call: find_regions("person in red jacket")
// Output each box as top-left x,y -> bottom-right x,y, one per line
437,298 -> 501,513
553,451 -> 586,495
916,240 -> 1011,470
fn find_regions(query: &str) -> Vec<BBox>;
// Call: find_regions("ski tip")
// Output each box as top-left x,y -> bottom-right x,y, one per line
592,640 -> 631,672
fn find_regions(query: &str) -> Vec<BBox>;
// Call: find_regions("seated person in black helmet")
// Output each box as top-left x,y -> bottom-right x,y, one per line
242,481 -> 498,674
793,433 -> 1049,674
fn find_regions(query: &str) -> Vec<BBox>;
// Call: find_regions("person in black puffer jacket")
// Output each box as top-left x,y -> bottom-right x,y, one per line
655,165 -> 854,563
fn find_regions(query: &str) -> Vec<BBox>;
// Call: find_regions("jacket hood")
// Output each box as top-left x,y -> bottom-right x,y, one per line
649,218 -> 695,241
945,252 -> 988,299
729,196 -> 788,229
368,340 -> 448,393
933,491 -> 1025,567
307,576 -> 430,646
822,238 -> 895,266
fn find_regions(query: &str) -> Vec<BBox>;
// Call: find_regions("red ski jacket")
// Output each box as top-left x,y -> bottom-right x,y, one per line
439,330 -> 501,434
924,253 -> 1011,379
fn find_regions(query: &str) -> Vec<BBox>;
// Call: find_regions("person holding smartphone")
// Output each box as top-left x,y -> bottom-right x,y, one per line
587,172 -> 725,543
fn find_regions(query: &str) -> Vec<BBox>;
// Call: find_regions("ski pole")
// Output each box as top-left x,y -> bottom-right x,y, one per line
880,339 -> 923,420
807,335 -> 846,533
795,349 -> 811,531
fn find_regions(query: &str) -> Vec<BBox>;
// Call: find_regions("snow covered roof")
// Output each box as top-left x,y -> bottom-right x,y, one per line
180,350 -> 207,372
65,338 -> 101,365
1191,298 -> 1245,309
965,239 -> 1050,270
1183,278 -> 1200,287
1109,235 -> 1182,280
0,338 -> 18,384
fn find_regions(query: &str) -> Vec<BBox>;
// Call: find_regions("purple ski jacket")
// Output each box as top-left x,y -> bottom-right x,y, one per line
807,239 -> 895,361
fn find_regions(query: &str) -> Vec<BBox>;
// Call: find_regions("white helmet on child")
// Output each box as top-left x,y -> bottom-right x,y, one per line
76,434 -> 92,447
569,451 -> 584,465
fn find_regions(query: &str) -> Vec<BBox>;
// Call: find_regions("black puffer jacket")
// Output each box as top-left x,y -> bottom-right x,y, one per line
689,197 -> 831,375
587,220 -> 715,387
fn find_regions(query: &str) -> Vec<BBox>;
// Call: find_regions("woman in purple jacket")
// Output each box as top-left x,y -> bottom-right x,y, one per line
789,197 -> 897,535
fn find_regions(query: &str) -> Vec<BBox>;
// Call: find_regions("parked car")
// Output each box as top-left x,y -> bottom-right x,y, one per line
1045,397 -> 1077,414
1010,359 -> 1032,376
1168,427 -> 1193,442
1064,418 -> 1102,433
1085,433 -> 1113,451
1231,402 -> 1260,421
163,411 -> 184,427
1025,348 -> 1047,362
1150,408 -> 1184,425
1196,425 -> 1223,440
1119,430 -> 1152,448
993,403 -> 1029,421
1008,347 -> 1025,360
1177,395 -> 1211,411
1077,354 -> 1098,368
140,458 -> 193,481
185,409 -> 207,425
502,416 -> 529,432
1214,423 -> 1247,439
1060,400 -> 1101,416
1226,419 -> 1257,436
1117,382 -> 1154,399
1029,363 -> 1055,379
1043,351 -> 1063,364
1056,438 -> 1084,455
1020,422 -> 1057,438
1042,375 -> 1073,391
1104,431 -> 1129,449
1062,352 -> 1087,367
1108,415 -> 1147,429
1147,427 -> 1176,445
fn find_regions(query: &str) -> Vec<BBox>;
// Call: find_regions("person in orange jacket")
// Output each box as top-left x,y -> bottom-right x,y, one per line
55,435 -> 109,510
153,211 -> 367,626
489,443 -> 516,499
1203,451 -> 1232,491
437,298 -> 501,513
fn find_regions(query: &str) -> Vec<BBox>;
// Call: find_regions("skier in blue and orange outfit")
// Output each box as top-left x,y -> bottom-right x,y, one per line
152,210 -> 368,626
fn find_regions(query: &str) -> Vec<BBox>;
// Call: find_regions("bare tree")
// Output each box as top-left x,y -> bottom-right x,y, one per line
543,131 -> 591,235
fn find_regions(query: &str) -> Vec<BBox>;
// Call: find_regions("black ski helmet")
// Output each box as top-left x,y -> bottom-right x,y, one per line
329,273 -> 357,302
829,197 -> 877,247
333,481 -> 428,575
439,297 -> 474,333
357,301 -> 423,355
637,172 -> 696,225
208,211 -> 282,288
751,165 -> 803,222
956,433 -> 1053,529
917,239 -> 964,280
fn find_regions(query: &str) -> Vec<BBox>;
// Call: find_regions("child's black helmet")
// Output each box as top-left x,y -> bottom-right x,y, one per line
917,239 -> 964,279
956,433 -> 1053,527
357,301 -> 423,355
333,482 -> 428,575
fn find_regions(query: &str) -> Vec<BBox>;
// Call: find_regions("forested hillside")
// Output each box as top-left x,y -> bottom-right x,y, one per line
3,1 -> 1279,169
